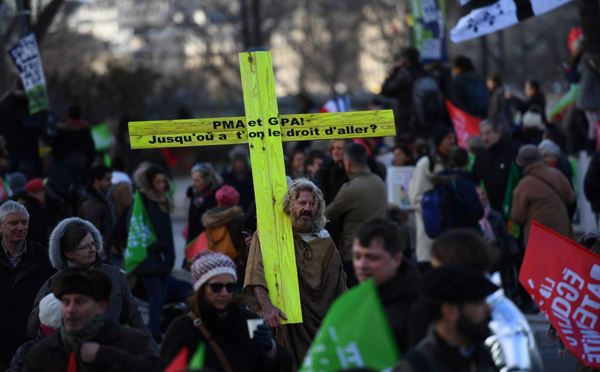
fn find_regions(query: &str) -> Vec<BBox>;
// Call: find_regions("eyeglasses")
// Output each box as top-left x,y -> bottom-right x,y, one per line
208,282 -> 237,293
74,241 -> 97,252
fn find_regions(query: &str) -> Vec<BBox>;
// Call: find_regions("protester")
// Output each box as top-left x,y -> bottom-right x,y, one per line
430,229 -> 543,372
11,177 -> 50,246
10,293 -> 62,369
451,55 -> 489,119
472,119 -> 520,214
133,163 -> 175,340
0,201 -> 55,371
393,265 -> 498,371
304,149 -> 326,181
352,218 -> 428,353
290,147 -> 305,179
243,178 -> 347,367
186,163 -> 222,249
507,79 -> 547,123
538,139 -> 573,186
26,217 -> 149,340
24,268 -> 164,372
392,144 -> 416,166
161,251 -> 292,371
511,144 -> 576,245
78,163 -> 117,263
109,156 -> 134,218
408,125 -> 455,266
52,104 -> 97,170
325,143 -> 387,287
315,139 -> 349,205
222,151 -> 255,213
486,73 -> 513,138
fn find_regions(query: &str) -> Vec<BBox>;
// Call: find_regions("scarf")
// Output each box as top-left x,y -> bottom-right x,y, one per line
60,312 -> 109,372
479,205 -> 496,243
141,187 -> 174,214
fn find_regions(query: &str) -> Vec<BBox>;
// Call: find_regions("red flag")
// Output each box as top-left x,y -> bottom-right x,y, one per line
519,222 -> 600,368
164,347 -> 188,372
184,232 -> 208,262
67,351 -> 76,372
445,99 -> 481,150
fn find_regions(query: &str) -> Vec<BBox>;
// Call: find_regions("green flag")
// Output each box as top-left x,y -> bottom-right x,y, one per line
188,343 -> 205,369
124,190 -> 157,272
91,122 -> 112,152
299,279 -> 399,371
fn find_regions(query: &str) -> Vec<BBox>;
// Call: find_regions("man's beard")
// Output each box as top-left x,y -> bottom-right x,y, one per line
457,312 -> 492,344
291,210 -> 313,233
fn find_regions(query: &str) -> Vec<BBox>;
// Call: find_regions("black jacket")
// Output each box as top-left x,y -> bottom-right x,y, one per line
0,239 -> 55,370
472,140 -> 520,213
585,151 -> 600,213
186,185 -> 218,244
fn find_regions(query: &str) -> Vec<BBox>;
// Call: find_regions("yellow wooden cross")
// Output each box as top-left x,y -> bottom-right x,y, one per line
129,51 -> 395,324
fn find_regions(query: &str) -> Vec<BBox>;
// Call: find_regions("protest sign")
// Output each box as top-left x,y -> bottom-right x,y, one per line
409,0 -> 448,63
520,222 -> 600,368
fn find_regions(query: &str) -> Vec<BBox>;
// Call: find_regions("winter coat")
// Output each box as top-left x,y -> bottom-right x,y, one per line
78,186 -> 116,254
51,120 -> 97,170
431,169 -> 485,232
161,301 -> 292,372
325,166 -> 387,261
584,151 -> 600,213
394,327 -> 498,372
378,260 -> 429,354
472,140 -> 520,213
222,168 -> 255,213
0,239 -> 55,370
186,185 -> 218,244
511,162 -> 575,245
510,91 -> 547,122
408,154 -> 447,262
26,218 -> 148,339
11,191 -> 50,246
315,159 -> 348,205
451,70 -> 489,119
24,318 -> 164,372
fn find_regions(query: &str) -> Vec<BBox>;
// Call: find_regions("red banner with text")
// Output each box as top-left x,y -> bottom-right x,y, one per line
445,99 -> 481,150
519,222 -> 600,368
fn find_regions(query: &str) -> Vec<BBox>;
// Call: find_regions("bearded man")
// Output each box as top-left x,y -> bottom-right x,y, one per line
243,178 -> 347,369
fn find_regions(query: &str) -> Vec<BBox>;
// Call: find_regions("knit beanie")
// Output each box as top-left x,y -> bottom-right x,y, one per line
216,185 -> 240,207
9,172 -> 27,193
25,178 -> 44,193
40,293 -> 62,329
191,251 -> 237,291
431,125 -> 454,149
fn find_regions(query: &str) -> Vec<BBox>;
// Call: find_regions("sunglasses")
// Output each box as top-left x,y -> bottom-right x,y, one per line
208,282 -> 237,293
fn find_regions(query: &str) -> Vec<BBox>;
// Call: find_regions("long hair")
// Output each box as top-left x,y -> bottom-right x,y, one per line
282,178 -> 326,232
191,163 -> 223,191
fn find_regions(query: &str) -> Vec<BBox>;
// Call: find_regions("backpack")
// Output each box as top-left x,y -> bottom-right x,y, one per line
408,71 -> 444,129
205,225 -> 238,260
421,179 -> 462,239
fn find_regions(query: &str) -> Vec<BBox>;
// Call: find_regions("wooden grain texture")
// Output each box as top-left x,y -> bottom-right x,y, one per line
129,110 -> 395,149
239,51 -> 302,324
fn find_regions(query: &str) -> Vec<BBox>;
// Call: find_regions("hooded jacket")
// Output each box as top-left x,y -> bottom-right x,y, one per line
26,217 -> 148,339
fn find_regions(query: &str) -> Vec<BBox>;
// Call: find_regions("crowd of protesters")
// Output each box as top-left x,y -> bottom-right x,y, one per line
1,38 -> 600,372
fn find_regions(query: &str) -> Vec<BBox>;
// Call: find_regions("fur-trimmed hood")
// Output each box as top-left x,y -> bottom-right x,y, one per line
48,217 -> 103,269
202,206 -> 243,228
133,163 -> 172,194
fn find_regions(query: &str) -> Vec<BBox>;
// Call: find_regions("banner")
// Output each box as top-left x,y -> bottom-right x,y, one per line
445,99 -> 481,150
299,279 -> 399,371
519,222 -> 600,368
409,0 -> 448,63
8,33 -> 50,114
450,0 -> 573,43
124,190 -> 157,272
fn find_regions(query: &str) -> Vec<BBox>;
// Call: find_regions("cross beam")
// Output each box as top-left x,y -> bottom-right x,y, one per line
128,51 -> 395,324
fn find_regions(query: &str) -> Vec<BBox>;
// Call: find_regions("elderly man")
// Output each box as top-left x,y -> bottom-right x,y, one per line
243,178 -> 347,368
394,265 -> 499,372
325,143 -> 387,287
0,200 -> 55,370
352,218 -> 428,354
24,268 -> 163,372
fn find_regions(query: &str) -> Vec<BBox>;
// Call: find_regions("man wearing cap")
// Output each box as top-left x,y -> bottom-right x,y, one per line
0,200 -> 55,371
243,178 -> 347,368
394,265 -> 498,372
24,268 -> 164,372
408,125 -> 455,266
352,218 -> 429,354
511,144 -> 575,245
325,143 -> 387,287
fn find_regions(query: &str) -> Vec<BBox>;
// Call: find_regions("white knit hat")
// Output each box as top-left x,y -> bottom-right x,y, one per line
191,251 -> 237,291
39,293 -> 62,329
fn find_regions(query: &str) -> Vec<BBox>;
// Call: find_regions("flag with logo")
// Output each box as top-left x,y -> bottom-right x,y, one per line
446,99 -> 481,150
451,0 -> 573,43
299,279 -> 399,371
519,222 -> 600,369
409,0 -> 448,63
124,190 -> 157,272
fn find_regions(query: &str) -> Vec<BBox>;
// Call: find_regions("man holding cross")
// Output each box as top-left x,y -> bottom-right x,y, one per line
243,178 -> 347,368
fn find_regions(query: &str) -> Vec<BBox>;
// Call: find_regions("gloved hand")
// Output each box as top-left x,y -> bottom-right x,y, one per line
253,324 -> 274,352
